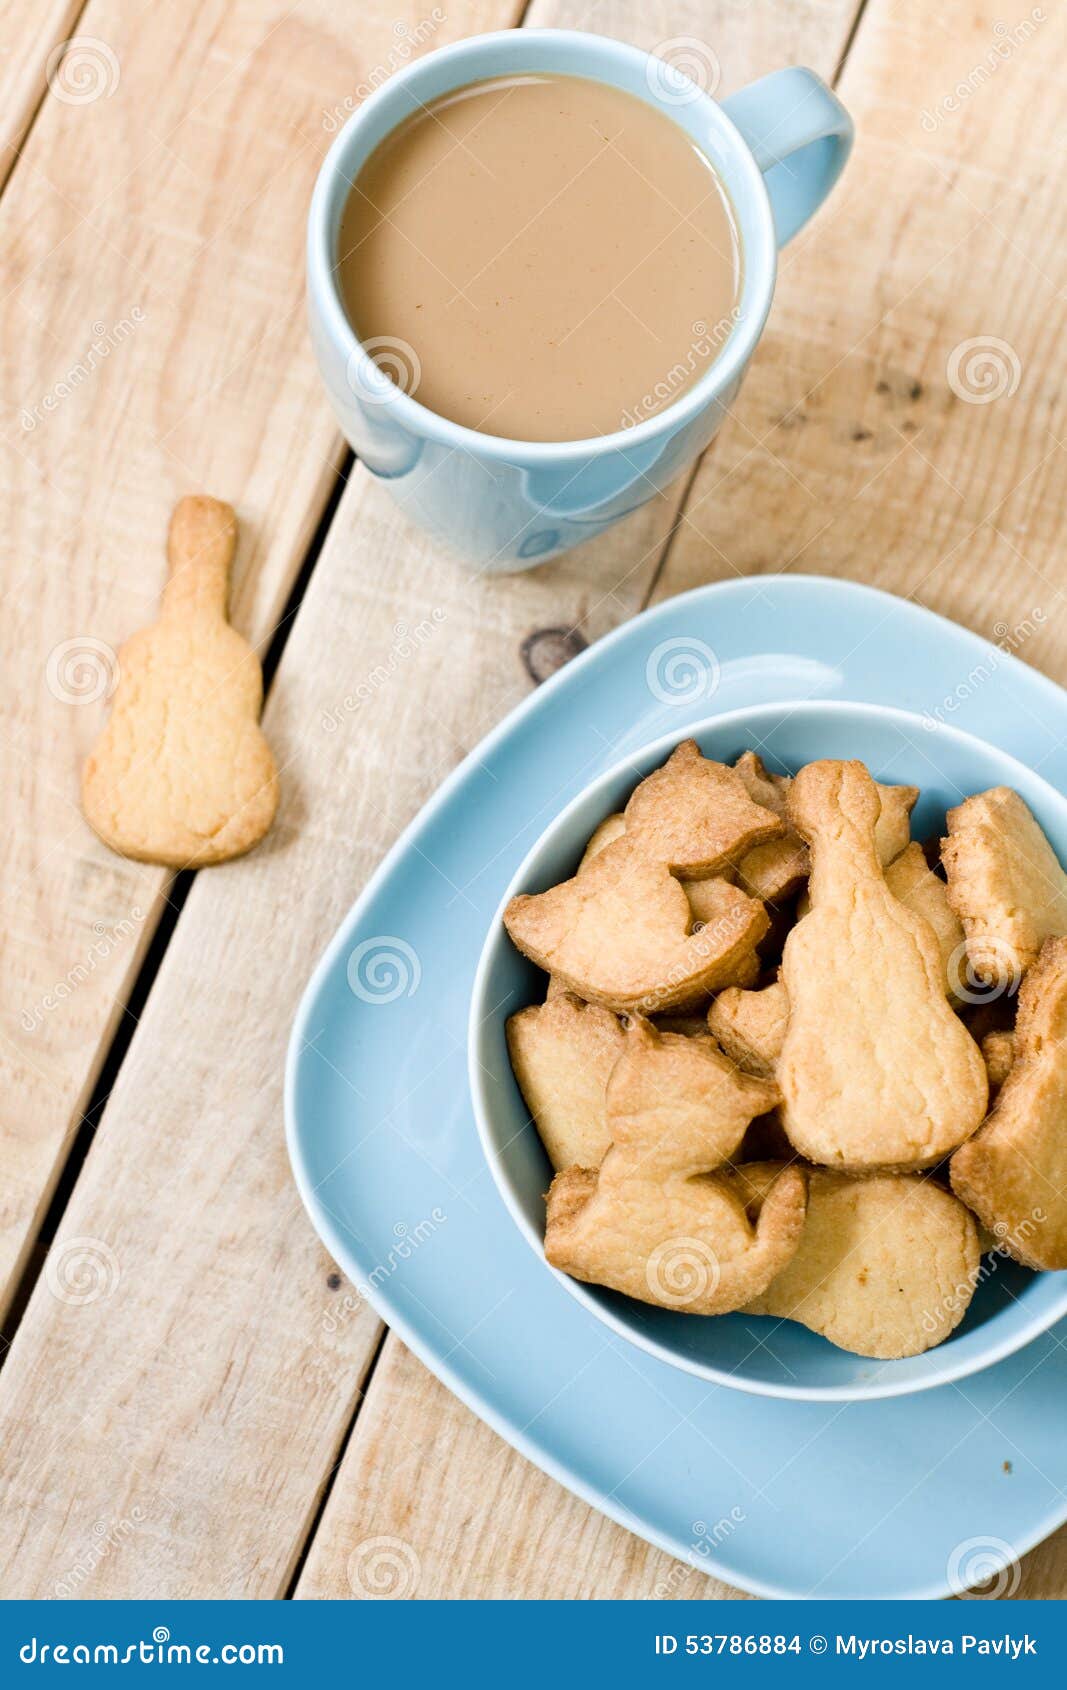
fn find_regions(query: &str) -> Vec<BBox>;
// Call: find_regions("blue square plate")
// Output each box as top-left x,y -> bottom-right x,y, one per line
287,575 -> 1067,1598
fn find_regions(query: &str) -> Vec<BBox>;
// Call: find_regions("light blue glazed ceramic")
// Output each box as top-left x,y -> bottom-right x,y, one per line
471,699 -> 1067,1401
306,31 -> 852,569
286,577 -> 1067,1596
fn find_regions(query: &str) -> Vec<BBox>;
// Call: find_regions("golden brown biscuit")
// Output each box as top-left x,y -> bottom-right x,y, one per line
623,740 -> 784,877
729,949 -> 763,990
545,1020 -> 807,1314
505,836 -> 769,1014
681,878 -> 766,996
545,813 -> 629,997
942,787 -> 1067,986
548,812 -> 763,995
577,807 -> 768,959
735,837 -> 810,904
732,753 -> 809,902
884,841 -> 966,1000
734,750 -> 791,813
682,876 -> 747,928
507,993 -> 625,1172
981,1029 -> 1015,1097
778,761 -> 987,1169
737,1164 -> 980,1358
951,937 -> 1067,1268
707,982 -> 789,1079
82,497 -> 278,866
581,813 -> 627,862
873,782 -> 920,865
733,753 -> 919,912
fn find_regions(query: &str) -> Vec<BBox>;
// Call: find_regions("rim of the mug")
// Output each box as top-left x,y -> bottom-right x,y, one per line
307,28 -> 779,464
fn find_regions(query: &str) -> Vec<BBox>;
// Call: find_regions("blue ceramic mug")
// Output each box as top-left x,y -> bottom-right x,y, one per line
307,30 -> 853,571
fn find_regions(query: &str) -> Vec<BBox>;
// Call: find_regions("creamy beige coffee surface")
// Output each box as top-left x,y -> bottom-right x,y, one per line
338,74 -> 742,441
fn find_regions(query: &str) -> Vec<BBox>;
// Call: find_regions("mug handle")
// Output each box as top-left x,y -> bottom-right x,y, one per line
721,67 -> 853,247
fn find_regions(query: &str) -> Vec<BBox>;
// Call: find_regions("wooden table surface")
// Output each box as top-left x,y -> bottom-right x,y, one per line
2,0 -> 1065,1599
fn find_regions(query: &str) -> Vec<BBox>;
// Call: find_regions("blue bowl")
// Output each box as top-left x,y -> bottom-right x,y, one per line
470,700 -> 1067,1400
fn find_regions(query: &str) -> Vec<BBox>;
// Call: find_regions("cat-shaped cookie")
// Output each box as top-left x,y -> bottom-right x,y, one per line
545,1018 -> 807,1314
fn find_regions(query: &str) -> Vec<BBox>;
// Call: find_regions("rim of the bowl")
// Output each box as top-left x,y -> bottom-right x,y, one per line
469,696 -> 1067,1402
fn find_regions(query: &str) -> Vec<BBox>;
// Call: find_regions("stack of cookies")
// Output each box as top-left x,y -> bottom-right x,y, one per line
503,743 -> 1067,1360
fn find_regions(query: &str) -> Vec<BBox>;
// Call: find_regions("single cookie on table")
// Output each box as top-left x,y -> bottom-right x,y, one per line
707,981 -> 789,1079
82,496 -> 278,867
777,761 -> 987,1170
545,1019 -> 807,1315
884,841 -> 966,1001
951,937 -> 1067,1269
507,993 -> 625,1172
942,786 -> 1067,986
505,835 -> 769,1014
623,740 -> 785,877
734,1164 -> 980,1358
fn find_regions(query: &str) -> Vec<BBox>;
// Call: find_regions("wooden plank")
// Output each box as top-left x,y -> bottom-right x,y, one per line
655,0 -> 1067,670
0,0 -> 516,1326
1010,1527 -> 1067,1600
296,1339 -> 749,1600
0,2 -> 85,191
